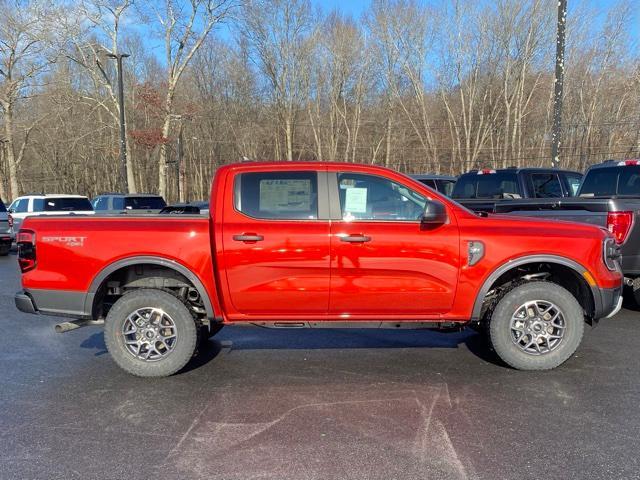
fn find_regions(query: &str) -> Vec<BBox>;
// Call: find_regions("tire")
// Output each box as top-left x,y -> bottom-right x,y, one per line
104,289 -> 198,377
488,282 -> 584,370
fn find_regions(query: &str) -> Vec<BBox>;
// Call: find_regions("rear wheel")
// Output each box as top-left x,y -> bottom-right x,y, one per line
488,282 -> 584,370
104,289 -> 198,377
0,244 -> 10,256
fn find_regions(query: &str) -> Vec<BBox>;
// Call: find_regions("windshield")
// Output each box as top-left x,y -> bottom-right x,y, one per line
34,197 -> 93,212
124,196 -> 167,210
452,172 -> 520,199
579,166 -> 640,197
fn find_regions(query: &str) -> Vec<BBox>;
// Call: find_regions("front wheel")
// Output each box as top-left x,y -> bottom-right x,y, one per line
104,289 -> 198,377
489,282 -> 584,370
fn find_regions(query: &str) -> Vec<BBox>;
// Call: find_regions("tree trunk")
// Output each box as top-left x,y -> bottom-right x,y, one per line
4,105 -> 19,199
158,115 -> 171,198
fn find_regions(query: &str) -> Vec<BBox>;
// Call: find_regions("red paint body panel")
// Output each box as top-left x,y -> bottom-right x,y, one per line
21,161 -> 622,324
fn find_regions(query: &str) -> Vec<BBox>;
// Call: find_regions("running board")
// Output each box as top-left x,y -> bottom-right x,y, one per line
55,319 -> 104,333
248,321 -> 465,330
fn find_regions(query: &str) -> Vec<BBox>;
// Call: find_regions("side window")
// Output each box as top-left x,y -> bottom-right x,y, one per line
32,199 -> 45,212
338,172 -> 426,221
235,171 -> 318,220
12,198 -> 29,213
93,197 -> 109,210
531,173 -> 563,198
564,174 -> 582,196
112,197 -> 124,210
418,179 -> 436,189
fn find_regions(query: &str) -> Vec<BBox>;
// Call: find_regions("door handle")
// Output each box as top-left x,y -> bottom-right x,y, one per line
340,234 -> 371,243
233,234 -> 264,242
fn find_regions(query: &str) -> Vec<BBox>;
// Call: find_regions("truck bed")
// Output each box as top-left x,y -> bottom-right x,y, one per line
19,215 -> 216,316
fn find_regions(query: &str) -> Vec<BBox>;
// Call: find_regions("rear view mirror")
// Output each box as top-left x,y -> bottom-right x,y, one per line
421,200 -> 447,225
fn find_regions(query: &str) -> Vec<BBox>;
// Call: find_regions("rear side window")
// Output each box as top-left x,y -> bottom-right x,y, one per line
417,179 -> 436,189
579,166 -> 640,196
93,196 -> 109,210
235,171 -> 318,220
452,172 -> 519,199
531,173 -> 563,198
434,179 -> 455,196
564,174 -> 582,196
124,197 -> 166,210
33,197 -> 93,212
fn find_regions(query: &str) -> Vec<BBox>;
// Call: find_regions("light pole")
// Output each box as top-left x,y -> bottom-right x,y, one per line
107,52 -> 130,192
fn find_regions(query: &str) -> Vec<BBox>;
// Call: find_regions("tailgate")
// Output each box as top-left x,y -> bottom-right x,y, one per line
493,198 -> 612,227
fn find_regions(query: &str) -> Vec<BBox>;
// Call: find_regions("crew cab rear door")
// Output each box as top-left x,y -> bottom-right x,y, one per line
328,170 -> 460,317
221,167 -> 331,316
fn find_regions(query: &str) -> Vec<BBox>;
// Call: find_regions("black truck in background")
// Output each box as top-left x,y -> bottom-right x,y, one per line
451,167 -> 583,213
494,160 -> 640,300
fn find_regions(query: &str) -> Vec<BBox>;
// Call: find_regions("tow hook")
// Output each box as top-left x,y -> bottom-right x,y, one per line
55,319 -> 104,333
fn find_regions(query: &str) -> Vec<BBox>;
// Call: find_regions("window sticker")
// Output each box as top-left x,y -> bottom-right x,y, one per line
259,179 -> 311,211
344,187 -> 368,213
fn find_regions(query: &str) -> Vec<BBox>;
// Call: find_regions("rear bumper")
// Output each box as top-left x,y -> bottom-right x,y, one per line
593,285 -> 623,320
0,234 -> 10,246
15,291 -> 37,314
15,288 -> 91,318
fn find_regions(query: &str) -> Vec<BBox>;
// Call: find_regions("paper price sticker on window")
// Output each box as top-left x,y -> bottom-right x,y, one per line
344,187 -> 368,213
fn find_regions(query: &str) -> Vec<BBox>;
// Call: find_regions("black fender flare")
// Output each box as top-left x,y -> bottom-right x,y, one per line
470,254 -> 596,321
85,255 -> 215,319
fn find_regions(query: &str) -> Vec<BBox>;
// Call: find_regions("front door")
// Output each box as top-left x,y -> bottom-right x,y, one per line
222,169 -> 331,317
329,171 -> 460,317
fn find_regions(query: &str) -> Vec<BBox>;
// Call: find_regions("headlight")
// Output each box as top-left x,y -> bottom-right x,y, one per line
603,237 -> 621,271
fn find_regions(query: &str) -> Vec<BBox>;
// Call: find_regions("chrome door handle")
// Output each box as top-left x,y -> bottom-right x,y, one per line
233,234 -> 264,242
340,235 -> 371,243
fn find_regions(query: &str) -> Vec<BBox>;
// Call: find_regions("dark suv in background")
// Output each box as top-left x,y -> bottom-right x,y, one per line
0,199 -> 10,255
451,167 -> 582,212
92,193 -> 167,214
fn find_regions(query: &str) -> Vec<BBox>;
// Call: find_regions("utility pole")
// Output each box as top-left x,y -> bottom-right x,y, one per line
107,52 -> 130,192
551,0 -> 567,168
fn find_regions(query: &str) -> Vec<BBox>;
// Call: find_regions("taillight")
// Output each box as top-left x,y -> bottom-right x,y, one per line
7,214 -> 13,229
606,211 -> 633,245
617,159 -> 640,166
17,229 -> 36,273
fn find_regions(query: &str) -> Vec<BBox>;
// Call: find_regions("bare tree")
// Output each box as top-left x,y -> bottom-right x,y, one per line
0,0 -> 53,198
141,0 -> 234,197
239,0 -> 316,161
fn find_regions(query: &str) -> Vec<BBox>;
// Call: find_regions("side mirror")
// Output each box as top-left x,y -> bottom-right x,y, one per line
421,200 -> 448,225
8,209 -> 14,214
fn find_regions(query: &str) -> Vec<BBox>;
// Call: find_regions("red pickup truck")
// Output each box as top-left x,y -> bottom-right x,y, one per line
15,162 -> 623,377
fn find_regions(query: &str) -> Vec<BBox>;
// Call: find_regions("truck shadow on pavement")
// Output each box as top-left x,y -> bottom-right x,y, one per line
78,327 -> 503,372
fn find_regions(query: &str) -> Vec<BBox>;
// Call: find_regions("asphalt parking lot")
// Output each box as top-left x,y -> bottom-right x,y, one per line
1,252 -> 640,480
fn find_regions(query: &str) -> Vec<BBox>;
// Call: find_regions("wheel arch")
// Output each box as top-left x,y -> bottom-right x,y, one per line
471,254 -> 597,322
85,256 -> 216,320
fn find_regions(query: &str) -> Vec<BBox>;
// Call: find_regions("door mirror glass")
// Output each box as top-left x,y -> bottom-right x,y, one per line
421,200 -> 447,225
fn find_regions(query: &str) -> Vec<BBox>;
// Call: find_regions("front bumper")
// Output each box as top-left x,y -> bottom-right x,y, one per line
593,285 -> 623,320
